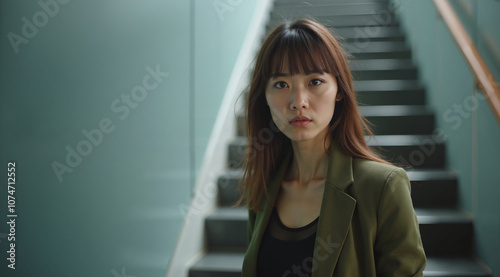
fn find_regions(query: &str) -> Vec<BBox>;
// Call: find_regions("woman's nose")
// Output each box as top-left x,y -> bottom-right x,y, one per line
290,86 -> 308,110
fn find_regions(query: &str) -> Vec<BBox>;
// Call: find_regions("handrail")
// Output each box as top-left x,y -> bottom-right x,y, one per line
433,0 -> 500,124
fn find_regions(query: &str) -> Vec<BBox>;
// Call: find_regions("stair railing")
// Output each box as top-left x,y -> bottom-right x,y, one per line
433,0 -> 500,124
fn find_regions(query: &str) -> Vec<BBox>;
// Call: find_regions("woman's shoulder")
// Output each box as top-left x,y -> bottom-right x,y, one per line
353,156 -> 404,176
349,157 -> 410,196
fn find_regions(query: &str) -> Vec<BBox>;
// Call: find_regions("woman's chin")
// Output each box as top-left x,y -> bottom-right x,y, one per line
283,127 -> 329,143
285,133 -> 319,143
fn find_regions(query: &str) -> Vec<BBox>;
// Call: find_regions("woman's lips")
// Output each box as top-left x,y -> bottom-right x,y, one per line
290,115 -> 312,127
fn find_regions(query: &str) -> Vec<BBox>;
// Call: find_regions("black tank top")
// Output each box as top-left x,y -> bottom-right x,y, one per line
257,207 -> 319,277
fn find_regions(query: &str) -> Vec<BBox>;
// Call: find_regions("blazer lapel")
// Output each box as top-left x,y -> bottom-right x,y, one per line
312,143 -> 357,277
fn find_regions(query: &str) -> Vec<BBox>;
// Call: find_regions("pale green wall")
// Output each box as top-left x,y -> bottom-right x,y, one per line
193,0 -> 259,178
395,0 -> 500,274
0,0 -> 259,276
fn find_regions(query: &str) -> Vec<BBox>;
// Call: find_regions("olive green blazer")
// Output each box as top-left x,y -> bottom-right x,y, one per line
242,143 -> 426,276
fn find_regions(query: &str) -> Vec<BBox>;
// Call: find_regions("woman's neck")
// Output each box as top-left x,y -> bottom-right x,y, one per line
287,135 -> 331,188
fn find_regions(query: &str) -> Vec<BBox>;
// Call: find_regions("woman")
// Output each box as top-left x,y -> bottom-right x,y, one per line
238,18 -> 426,276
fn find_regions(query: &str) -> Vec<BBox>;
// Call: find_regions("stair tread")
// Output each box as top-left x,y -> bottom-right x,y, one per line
271,2 -> 393,16
207,207 -> 472,224
219,168 -> 244,178
425,257 -> 491,276
229,133 -> 443,168
218,166 -> 457,208
354,79 -> 423,91
190,252 -> 245,272
273,2 -> 389,8
334,26 -> 403,39
359,105 -> 433,116
343,41 -> 409,52
350,59 -> 415,71
231,134 -> 446,148
414,208 -> 472,224
275,0 -> 390,4
219,169 -> 458,187
206,207 -> 247,220
405,168 -> 457,181
365,134 -> 444,146
269,14 -> 398,28
220,167 -> 457,181
190,253 -> 490,276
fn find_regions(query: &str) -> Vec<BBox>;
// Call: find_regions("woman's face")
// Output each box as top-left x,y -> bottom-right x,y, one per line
265,71 -> 340,143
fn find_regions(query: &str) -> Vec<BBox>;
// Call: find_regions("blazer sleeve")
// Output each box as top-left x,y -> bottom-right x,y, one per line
374,168 -> 426,276
247,209 -> 256,245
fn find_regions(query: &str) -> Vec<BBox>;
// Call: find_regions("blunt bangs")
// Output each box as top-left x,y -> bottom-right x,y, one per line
265,23 -> 339,80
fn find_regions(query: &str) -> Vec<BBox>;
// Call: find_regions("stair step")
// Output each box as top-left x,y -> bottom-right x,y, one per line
334,25 -> 404,42
217,169 -> 243,206
229,134 -> 443,169
228,136 -> 246,168
271,2 -> 394,17
357,89 -> 426,105
342,41 -> 412,59
205,207 -> 472,256
205,207 -> 246,250
406,169 -> 457,208
355,79 -> 423,91
366,135 -> 445,168
424,257 -> 492,277
218,167 -> 457,209
189,253 -> 491,277
416,208 -> 474,257
350,59 -> 415,71
205,208 -> 247,250
355,80 -> 426,106
268,14 -> 399,29
352,69 -> 417,80
350,59 -> 417,80
275,0 -> 390,4
189,252 -> 244,277
217,169 -> 244,206
360,105 -> 435,135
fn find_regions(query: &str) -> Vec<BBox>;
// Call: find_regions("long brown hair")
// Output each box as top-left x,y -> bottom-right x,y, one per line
238,18 -> 390,211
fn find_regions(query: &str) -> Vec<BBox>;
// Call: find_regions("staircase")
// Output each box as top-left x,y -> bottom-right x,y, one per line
187,0 -> 492,276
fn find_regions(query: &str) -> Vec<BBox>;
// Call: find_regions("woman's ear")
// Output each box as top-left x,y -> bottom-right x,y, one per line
335,93 -> 343,101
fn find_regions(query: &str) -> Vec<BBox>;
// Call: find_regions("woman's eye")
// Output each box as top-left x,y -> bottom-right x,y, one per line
273,81 -> 288,89
309,79 -> 324,86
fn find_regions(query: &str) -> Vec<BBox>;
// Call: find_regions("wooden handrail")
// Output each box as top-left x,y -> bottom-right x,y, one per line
433,0 -> 500,124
